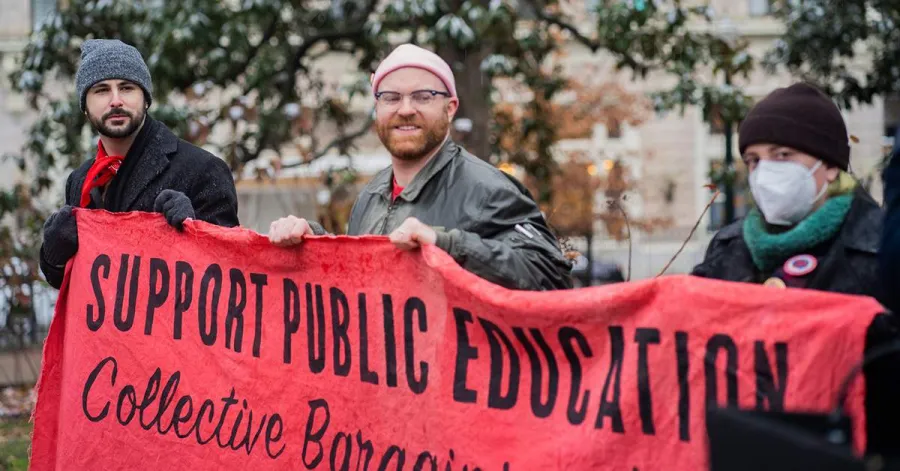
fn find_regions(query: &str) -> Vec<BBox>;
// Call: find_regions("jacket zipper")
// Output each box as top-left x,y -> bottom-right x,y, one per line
379,200 -> 396,235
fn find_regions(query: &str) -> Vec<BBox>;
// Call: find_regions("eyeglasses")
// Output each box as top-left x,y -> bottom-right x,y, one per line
374,90 -> 451,108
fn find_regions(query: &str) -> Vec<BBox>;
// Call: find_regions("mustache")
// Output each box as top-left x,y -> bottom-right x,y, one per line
387,117 -> 424,128
102,108 -> 133,120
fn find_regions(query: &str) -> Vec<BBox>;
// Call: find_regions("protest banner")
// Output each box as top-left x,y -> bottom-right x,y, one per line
30,210 -> 881,470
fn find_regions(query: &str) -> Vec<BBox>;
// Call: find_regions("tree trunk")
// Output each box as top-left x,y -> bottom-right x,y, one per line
438,45 -> 493,161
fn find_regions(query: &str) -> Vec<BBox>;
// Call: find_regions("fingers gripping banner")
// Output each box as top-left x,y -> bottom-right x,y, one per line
31,211 -> 880,470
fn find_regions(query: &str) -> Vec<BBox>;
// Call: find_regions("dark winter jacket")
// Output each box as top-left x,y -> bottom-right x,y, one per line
880,149 -> 900,313
39,116 -> 239,289
693,187 -> 882,301
348,139 -> 573,291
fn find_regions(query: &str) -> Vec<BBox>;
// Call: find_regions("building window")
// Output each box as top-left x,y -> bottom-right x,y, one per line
31,0 -> 58,31
748,0 -> 773,17
607,118 -> 622,138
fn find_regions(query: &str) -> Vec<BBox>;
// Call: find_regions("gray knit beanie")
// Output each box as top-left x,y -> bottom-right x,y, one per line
75,39 -> 153,111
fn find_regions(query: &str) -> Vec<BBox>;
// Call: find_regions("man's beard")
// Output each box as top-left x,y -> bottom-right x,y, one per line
88,106 -> 145,139
376,114 -> 449,162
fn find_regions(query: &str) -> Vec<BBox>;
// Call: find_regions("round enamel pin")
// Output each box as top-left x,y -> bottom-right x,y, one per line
764,277 -> 787,289
784,254 -> 818,277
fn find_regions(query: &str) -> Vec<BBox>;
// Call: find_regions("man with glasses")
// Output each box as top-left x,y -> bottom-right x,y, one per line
269,44 -> 572,290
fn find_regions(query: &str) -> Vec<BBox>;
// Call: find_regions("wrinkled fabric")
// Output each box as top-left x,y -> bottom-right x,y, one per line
348,140 -> 572,291
30,210 -> 881,470
693,187 -> 900,455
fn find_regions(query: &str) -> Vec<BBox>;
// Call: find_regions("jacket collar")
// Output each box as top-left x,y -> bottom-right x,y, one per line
840,187 -> 881,254
119,115 -> 176,210
369,139 -> 459,201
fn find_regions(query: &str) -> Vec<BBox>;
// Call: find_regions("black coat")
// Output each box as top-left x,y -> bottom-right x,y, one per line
694,189 -> 900,456
880,150 -> 900,313
693,187 -> 882,300
39,116 -> 239,288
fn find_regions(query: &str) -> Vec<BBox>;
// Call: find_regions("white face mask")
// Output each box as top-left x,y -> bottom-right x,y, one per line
748,160 -> 827,226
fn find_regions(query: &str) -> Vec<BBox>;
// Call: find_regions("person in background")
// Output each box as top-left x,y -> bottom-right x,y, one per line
692,83 -> 881,300
880,130 -> 900,313
268,44 -> 572,290
39,39 -> 239,289
694,83 -> 900,455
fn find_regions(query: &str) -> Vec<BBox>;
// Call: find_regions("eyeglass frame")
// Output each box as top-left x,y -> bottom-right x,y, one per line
374,89 -> 452,108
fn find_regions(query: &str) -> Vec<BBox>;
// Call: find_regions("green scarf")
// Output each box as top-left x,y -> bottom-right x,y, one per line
742,194 -> 853,273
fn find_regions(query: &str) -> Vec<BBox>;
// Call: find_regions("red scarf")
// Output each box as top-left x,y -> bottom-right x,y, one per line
392,176 -> 404,202
79,140 -> 124,208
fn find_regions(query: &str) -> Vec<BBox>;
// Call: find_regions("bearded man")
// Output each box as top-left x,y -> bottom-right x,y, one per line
39,39 -> 239,289
269,44 -> 571,290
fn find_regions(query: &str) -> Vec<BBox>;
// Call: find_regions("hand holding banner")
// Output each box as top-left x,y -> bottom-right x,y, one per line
30,210 -> 880,470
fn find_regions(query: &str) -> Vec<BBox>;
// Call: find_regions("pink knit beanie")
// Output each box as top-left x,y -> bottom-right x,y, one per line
371,44 -> 457,98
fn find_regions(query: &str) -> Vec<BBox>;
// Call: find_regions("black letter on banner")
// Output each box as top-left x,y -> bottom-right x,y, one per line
331,287 -> 351,377
560,326 -> 593,425
413,452 -> 438,471
302,398 -> 330,469
596,326 -> 625,433
145,258 -> 170,336
330,432 -> 352,471
174,261 -> 194,340
754,341 -> 788,411
513,327 -> 559,418
480,318 -> 520,410
307,284 -> 326,374
676,331 -> 691,442
113,254 -> 139,332
87,254 -> 111,331
225,268 -> 246,353
122,255 -> 141,332
705,334 -> 739,408
250,274 -> 268,358
452,308 -> 478,404
198,264 -> 222,346
356,431 -> 375,471
635,328 -> 660,435
383,294 -> 399,388
83,356 -> 117,421
265,414 -> 286,459
378,446 -> 406,471
359,293 -> 379,385
404,297 -> 429,394
282,279 -> 301,364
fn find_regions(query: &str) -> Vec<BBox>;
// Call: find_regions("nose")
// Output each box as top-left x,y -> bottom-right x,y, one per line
396,96 -> 417,117
109,89 -> 124,109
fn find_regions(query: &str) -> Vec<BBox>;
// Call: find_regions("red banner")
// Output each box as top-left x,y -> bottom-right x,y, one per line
31,210 -> 880,470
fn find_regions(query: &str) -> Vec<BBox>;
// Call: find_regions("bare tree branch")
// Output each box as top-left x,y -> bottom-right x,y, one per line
524,1 -> 601,52
223,16 -> 281,81
657,189 -> 720,277
281,111 -> 376,169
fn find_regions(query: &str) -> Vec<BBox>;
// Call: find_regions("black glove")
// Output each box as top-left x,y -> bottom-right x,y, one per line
308,220 -> 327,235
154,190 -> 195,231
41,206 -> 78,267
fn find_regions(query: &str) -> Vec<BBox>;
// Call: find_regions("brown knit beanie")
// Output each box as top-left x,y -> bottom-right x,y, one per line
738,83 -> 850,170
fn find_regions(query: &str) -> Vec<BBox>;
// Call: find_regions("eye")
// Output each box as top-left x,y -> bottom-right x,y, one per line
774,150 -> 794,160
411,91 -> 435,105
377,92 -> 401,105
